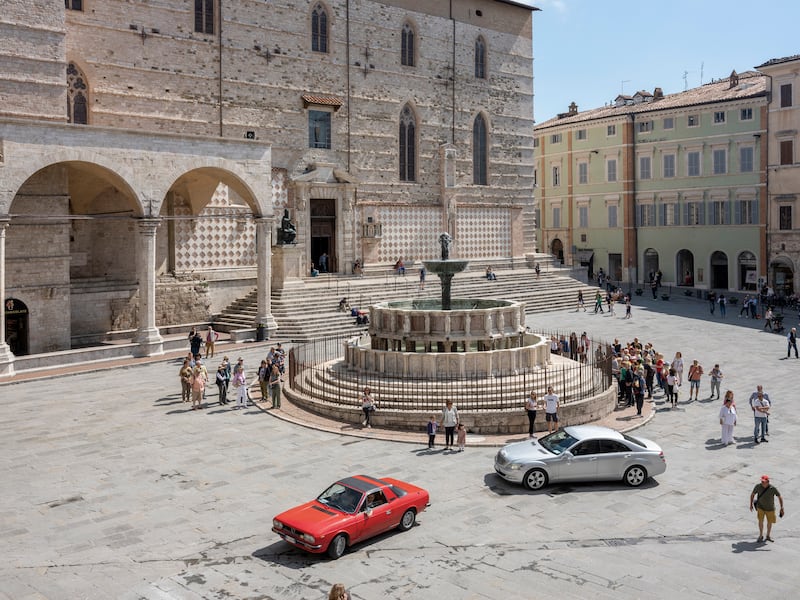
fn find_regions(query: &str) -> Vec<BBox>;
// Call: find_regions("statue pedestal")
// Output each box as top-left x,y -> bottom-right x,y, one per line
272,245 -> 305,292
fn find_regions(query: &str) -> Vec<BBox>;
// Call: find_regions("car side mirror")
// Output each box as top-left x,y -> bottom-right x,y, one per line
562,451 -> 573,459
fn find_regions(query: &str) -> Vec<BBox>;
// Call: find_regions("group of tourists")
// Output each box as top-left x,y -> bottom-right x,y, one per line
179,342 -> 286,411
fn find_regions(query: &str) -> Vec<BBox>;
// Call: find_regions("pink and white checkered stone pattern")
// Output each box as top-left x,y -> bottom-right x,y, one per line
456,208 -> 511,258
173,200 -> 256,272
376,206 -> 441,263
271,170 -> 288,209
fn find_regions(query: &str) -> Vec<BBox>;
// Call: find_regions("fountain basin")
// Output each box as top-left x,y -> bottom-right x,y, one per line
340,298 -> 550,377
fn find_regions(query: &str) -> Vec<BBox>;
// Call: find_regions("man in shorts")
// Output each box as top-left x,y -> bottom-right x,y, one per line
687,359 -> 703,401
750,475 -> 785,542
543,386 -> 559,434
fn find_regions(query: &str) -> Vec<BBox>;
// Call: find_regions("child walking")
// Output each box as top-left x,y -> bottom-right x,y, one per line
456,423 -> 466,452
427,416 -> 437,448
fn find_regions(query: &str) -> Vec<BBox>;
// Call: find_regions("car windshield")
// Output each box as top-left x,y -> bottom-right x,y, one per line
539,430 -> 579,455
317,482 -> 363,514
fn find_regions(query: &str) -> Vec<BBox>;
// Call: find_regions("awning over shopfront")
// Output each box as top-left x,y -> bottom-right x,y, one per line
575,249 -> 594,264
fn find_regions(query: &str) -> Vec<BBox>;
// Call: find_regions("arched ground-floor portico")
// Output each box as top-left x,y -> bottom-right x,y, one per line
0,119 -> 274,376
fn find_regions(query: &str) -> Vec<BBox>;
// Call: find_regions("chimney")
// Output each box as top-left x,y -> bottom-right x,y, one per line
729,70 -> 739,89
653,87 -> 664,100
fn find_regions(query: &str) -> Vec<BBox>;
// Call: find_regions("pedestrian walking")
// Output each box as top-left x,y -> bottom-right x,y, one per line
328,583 -> 351,600
215,363 -> 229,405
718,294 -> 727,318
719,391 -> 736,445
624,297 -> 632,319
190,366 -> 205,410
633,367 -> 645,416
576,290 -> 585,312
179,358 -> 192,403
543,386 -> 559,433
204,326 -> 219,358
257,359 -> 270,402
361,386 -> 375,427
749,475 -> 785,543
672,351 -> 684,386
708,290 -> 716,314
232,358 -> 248,409
666,367 -> 677,407
534,262 -> 541,279
748,385 -> 771,436
419,266 -> 426,290
426,415 -> 437,448
709,364 -> 723,399
190,329 -> 203,358
269,363 -> 282,408
751,389 -> 770,444
593,291 -> 604,313
787,327 -> 798,358
763,307 -> 774,331
456,423 -> 466,452
439,400 -> 459,450
525,391 -> 538,439
650,278 -> 658,299
687,359 -> 704,401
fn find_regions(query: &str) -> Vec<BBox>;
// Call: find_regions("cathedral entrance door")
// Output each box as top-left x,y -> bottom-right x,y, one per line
310,199 -> 336,273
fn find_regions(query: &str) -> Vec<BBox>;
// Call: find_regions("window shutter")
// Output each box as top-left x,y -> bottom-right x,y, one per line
734,200 -> 742,225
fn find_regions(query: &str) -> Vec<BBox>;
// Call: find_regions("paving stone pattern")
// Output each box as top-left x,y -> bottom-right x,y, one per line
0,292 -> 798,599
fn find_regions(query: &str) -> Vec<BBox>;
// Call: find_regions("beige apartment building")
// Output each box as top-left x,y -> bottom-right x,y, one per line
0,0 -> 538,375
757,54 -> 800,294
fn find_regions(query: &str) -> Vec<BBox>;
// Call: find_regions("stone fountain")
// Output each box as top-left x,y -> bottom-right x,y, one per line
342,233 -> 550,378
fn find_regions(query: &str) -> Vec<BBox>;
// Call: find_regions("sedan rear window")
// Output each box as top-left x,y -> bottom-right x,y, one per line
622,433 -> 646,448
539,430 -> 579,455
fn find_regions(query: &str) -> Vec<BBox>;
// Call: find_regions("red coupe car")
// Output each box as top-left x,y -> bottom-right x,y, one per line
272,474 -> 430,559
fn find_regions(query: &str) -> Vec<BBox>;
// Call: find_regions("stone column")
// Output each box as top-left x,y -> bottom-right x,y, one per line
0,219 -> 16,377
134,218 -> 164,357
256,217 -> 278,336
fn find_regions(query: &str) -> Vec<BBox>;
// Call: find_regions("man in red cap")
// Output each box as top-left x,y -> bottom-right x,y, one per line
749,475 -> 785,542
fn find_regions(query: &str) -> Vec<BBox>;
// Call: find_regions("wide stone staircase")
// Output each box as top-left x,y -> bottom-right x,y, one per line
214,261 -> 601,343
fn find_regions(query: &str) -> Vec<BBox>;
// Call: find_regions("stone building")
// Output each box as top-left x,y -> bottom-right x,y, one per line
534,71 -> 767,292
756,54 -> 800,294
0,0 -> 538,374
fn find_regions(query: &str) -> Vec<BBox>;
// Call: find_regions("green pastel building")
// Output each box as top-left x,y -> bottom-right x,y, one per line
534,71 -> 767,292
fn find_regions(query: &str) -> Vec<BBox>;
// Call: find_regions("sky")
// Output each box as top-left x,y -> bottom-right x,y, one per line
531,0 -> 800,123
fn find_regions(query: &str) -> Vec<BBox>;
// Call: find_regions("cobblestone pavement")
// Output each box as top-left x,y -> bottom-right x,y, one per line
1,294 -> 798,599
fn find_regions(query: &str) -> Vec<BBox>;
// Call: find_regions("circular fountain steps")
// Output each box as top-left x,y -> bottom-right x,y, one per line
284,353 -> 617,435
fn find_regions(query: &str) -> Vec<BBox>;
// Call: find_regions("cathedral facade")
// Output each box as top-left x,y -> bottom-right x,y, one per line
0,0 -> 536,372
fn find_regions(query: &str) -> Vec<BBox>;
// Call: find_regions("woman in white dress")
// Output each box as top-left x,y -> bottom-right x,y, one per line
719,391 -> 737,445
672,351 -> 684,386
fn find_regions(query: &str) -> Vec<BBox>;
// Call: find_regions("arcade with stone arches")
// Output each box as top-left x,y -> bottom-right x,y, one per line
0,121 -> 274,375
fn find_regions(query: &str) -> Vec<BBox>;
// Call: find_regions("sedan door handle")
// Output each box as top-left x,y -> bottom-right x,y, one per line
385,510 -> 391,515
624,454 -> 632,458
589,457 -> 598,461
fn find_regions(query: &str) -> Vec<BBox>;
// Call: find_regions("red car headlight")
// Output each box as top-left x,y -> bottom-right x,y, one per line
301,533 -> 315,544
273,519 -> 283,530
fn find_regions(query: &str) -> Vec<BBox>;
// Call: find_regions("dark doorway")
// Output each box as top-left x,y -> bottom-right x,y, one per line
5,298 -> 29,356
710,251 -> 728,289
677,249 -> 695,286
551,238 -> 564,264
608,253 -> 622,283
310,199 -> 336,273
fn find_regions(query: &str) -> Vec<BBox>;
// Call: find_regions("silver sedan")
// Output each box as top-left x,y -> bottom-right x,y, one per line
494,425 -> 666,490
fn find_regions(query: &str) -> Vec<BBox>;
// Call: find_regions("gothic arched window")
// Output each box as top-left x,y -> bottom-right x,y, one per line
399,105 -> 417,182
473,114 -> 488,185
67,62 -> 88,125
401,23 -> 415,67
312,4 -> 329,53
475,36 -> 486,79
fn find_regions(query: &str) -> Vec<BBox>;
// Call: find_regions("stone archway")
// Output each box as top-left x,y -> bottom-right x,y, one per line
770,257 -> 795,295
643,248 -> 659,281
551,238 -> 564,264
710,251 -> 729,289
738,251 -> 757,291
677,249 -> 694,286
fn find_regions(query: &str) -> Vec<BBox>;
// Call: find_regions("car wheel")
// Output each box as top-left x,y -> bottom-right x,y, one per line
398,508 -> 416,531
624,465 -> 647,487
523,468 -> 548,490
327,533 -> 347,559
